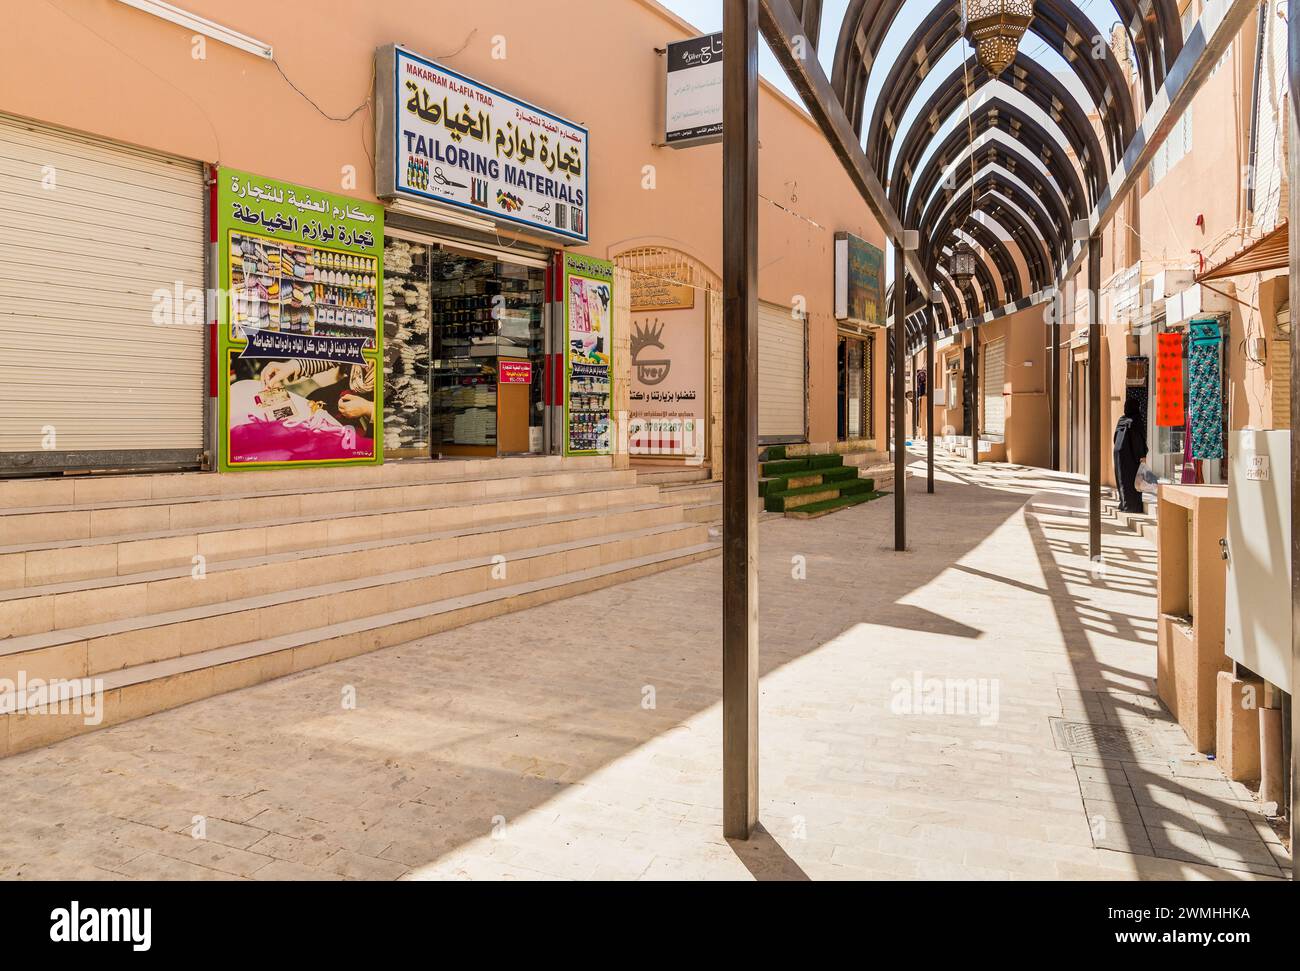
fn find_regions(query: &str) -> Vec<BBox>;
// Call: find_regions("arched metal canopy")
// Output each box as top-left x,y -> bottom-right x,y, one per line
890,73 -> 1100,214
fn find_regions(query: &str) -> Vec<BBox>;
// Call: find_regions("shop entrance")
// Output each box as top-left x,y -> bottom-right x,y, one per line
837,333 -> 874,440
382,234 -> 547,458
613,246 -> 719,470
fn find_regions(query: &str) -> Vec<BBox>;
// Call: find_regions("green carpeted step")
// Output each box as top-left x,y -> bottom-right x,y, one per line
762,476 -> 875,512
785,490 -> 885,519
760,458 -> 812,477
763,445 -> 787,460
757,465 -> 858,497
806,454 -> 845,470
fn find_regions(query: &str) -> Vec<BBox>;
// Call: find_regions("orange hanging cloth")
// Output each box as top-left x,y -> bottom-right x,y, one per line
1155,332 -> 1184,427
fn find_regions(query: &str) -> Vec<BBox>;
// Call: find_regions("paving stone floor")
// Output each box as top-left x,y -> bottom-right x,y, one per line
0,453 -> 1290,880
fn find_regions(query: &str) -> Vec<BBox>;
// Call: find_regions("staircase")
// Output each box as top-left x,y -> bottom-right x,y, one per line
633,466 -> 720,525
759,446 -> 882,519
0,456 -> 718,757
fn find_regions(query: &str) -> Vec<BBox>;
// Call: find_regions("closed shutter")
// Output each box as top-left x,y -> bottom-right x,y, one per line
982,337 -> 1006,437
0,113 -> 206,470
758,300 -> 806,441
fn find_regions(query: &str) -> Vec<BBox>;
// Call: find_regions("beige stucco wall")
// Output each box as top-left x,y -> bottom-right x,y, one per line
0,0 -> 888,449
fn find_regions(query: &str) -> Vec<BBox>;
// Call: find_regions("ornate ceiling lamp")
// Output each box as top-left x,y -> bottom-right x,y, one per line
963,0 -> 1035,76
950,238 -> 978,286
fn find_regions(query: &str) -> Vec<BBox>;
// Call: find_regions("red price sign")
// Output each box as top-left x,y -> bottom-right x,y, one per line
498,360 -> 533,384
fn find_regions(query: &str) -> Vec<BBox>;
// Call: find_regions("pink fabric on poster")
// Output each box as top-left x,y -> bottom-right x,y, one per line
230,420 -> 374,464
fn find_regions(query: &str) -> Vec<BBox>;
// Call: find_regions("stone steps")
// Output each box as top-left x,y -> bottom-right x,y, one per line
0,501 -> 685,636
0,539 -> 719,758
0,474 -> 653,588
0,455 -> 720,757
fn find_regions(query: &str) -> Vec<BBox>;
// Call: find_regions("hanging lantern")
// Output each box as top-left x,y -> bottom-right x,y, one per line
963,0 -> 1035,76
950,239 -> 978,285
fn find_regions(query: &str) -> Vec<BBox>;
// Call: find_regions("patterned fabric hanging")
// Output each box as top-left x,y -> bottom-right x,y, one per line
1187,318 -> 1224,460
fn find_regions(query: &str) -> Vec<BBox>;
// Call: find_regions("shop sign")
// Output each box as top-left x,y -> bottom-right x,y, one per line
375,44 -> 589,243
665,32 -> 723,147
834,232 -> 885,326
217,167 -> 384,471
562,253 -> 614,455
630,273 -> 695,312
498,360 -> 532,385
629,303 -> 706,461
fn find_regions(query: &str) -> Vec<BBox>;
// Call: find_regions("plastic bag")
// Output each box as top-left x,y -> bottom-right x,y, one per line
1135,462 -> 1159,494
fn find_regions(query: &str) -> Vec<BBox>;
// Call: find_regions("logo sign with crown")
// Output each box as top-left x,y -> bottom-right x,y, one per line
632,319 -> 672,386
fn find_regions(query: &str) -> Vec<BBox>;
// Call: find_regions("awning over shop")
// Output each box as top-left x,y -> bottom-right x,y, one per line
1198,222 -> 1289,282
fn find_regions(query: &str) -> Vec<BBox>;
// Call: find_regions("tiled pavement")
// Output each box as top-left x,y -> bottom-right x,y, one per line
0,454 -> 1290,880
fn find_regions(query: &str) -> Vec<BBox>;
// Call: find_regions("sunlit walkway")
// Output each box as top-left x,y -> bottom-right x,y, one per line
0,453 -> 1289,880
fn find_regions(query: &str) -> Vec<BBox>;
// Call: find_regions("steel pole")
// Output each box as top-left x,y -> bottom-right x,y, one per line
721,0 -> 759,841
1088,236 -> 1103,563
926,307 -> 935,493
894,244 -> 907,550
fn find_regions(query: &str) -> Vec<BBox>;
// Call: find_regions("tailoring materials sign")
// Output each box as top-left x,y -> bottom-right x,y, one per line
375,44 -> 589,243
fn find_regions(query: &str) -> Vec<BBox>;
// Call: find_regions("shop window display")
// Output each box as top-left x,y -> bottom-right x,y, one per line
382,239 -> 545,457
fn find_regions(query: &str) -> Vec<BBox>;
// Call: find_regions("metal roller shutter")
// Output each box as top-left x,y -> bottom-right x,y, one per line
0,113 -> 206,472
982,336 -> 1006,437
757,300 -> 806,441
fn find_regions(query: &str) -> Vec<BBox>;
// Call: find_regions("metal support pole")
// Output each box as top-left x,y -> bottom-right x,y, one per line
1050,290 -> 1061,471
925,307 -> 935,493
721,0 -> 759,841
893,244 -> 907,551
1088,236 -> 1103,564
971,323 -> 980,465
1286,0 -> 1299,878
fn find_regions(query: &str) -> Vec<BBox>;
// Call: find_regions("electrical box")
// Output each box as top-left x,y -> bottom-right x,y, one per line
1224,429 -> 1293,690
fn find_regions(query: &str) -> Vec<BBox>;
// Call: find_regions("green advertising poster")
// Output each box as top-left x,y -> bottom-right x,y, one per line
562,253 -> 613,455
216,167 -> 384,471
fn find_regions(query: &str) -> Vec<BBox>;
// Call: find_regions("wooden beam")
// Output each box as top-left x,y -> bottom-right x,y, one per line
721,0 -> 760,842
757,0 -> 930,292
971,323 -> 980,465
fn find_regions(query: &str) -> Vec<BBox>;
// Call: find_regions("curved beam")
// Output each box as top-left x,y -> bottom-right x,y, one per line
899,98 -> 1088,226
921,169 -> 1068,269
887,55 -> 1105,208
859,1 -> 1134,179
953,221 -> 1026,302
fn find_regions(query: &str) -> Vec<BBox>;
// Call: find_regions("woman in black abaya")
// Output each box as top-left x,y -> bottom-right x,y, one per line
1113,397 -> 1148,513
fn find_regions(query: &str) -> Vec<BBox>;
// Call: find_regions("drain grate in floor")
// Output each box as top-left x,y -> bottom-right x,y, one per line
1049,718 -> 1162,762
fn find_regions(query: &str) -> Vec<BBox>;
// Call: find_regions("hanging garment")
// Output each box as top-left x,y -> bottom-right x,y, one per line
1187,319 -> 1224,460
1155,332 -> 1185,427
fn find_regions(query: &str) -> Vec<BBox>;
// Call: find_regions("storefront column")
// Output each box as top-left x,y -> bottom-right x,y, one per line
1088,236 -> 1103,563
721,0 -> 759,842
1050,289 -> 1061,471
